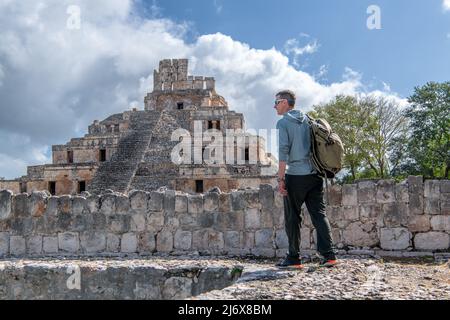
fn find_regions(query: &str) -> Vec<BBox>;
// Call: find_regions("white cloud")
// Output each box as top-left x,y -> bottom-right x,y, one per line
213,0 -> 223,14
284,37 -> 319,68
0,0 -> 407,179
443,0 -> 450,11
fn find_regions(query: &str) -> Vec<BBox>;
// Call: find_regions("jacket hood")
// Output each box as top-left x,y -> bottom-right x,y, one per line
283,109 -> 307,124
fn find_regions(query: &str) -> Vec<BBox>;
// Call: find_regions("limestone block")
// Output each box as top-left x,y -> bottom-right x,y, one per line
146,211 -> 164,232
187,195 -> 203,214
343,222 -> 378,247
430,215 -> 450,232
80,232 -> 106,253
380,228 -> 411,250
343,206 -> 359,221
208,230 -> 224,250
260,209 -> 274,229
244,208 -> 260,229
394,181 -> 409,202
10,236 -> 26,256
275,230 -> 288,249
251,248 -> 275,258
342,184 -> 357,206
13,193 -> 30,218
216,211 -> 244,231
273,207 -> 284,229
192,229 -> 209,250
164,190 -> 176,213
45,196 -> 59,216
108,215 -> 131,233
175,195 -> 187,213
162,277 -> 192,300
148,191 -> 164,212
255,229 -> 273,248
259,184 -> 274,208
224,231 -> 240,249
72,196 -> 87,215
30,192 -> 47,217
121,232 -> 137,253
441,180 -> 450,194
219,193 -> 231,212
383,203 -> 409,227
230,191 -> 245,211
359,204 -> 382,220
424,180 -> 440,198
414,232 -> 449,251
274,192 -> 284,209
243,232 -> 254,249
27,235 -> 42,255
130,213 -> 146,232
0,232 -> 9,256
0,190 -> 13,220
58,232 -> 80,253
106,233 -> 120,252
328,185 -> 342,206
86,195 -> 100,214
376,180 -> 395,203
408,176 -> 424,215
156,228 -> 173,252
58,195 -> 72,215
138,232 -> 156,253
43,236 -> 58,254
357,181 -> 376,204
424,198 -> 440,215
115,195 -> 130,215
174,230 -> 192,250
326,206 -> 344,227
408,215 -> 431,233
204,192 -> 219,213
197,212 -> 217,228
441,199 -> 450,215
100,194 -> 115,215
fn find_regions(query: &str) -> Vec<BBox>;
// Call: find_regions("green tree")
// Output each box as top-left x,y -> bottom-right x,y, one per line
400,82 -> 450,178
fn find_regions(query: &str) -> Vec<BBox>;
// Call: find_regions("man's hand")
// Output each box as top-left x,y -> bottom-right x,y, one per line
278,180 -> 288,197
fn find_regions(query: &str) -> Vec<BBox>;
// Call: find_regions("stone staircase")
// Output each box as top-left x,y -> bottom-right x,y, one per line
88,111 -> 160,194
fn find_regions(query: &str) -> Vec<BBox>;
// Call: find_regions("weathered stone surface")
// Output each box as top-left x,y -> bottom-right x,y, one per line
86,195 -> 100,214
376,180 -> 395,204
342,184 -> 357,206
156,228 -> 173,252
0,232 -> 9,256
343,222 -> 378,247
58,232 -> 80,253
216,211 -> 244,231
424,180 -> 440,199
430,215 -> 450,231
204,192 -> 219,213
231,191 -> 245,211
224,231 -> 241,249
108,215 -> 131,233
275,230 -> 288,249
244,208 -> 260,229
129,190 -> 148,212
243,232 -> 254,249
121,232 -> 138,253
13,193 -> 30,218
259,184 -> 274,208
408,215 -> 431,233
164,190 -> 176,213
106,233 -> 120,252
30,192 -> 47,217
0,190 -> 13,220
343,206 -> 359,221
255,229 -> 273,248
359,204 -> 382,220
300,227 -> 311,249
328,184 -> 342,206
357,181 -> 376,204
72,196 -> 86,215
146,211 -> 164,232
115,195 -> 131,214
130,213 -> 146,232
394,181 -> 409,203
380,228 -> 411,250
192,229 -> 209,250
414,232 -> 449,251
187,195 -> 203,214
80,232 -> 106,253
45,196 -> 59,216
219,193 -> 231,212
383,203 -> 409,227
441,180 -> 450,194
424,198 -> 440,215
175,195 -> 187,213
10,236 -> 26,256
100,194 -> 115,215
441,199 -> 450,215
138,232 -> 156,253
27,235 -> 42,255
148,191 -> 164,212
162,277 -> 192,299
43,236 -> 58,254
174,230 -> 192,250
408,176 -> 424,215
208,230 -> 224,250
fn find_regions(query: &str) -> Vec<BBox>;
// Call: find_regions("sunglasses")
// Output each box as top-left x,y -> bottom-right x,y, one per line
274,99 -> 286,106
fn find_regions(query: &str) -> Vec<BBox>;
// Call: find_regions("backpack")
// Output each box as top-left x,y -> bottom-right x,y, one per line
305,114 -> 344,179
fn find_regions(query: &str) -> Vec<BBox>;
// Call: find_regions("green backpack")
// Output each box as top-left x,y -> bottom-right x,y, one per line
305,114 -> 344,179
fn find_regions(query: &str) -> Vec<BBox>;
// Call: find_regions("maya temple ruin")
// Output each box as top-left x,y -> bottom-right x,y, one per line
0,59 -> 277,195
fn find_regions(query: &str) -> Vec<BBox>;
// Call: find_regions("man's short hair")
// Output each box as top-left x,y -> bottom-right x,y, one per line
276,90 -> 296,107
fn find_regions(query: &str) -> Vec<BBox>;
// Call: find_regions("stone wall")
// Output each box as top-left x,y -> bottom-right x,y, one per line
0,176 -> 448,258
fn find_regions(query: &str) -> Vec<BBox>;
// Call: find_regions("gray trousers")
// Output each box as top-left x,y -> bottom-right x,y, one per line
283,174 -> 336,260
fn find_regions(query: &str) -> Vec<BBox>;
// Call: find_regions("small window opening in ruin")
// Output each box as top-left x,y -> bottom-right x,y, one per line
216,121 -> 221,130
208,121 -> 213,130
208,120 -> 220,130
67,150 -> 73,164
20,182 -> 27,193
245,147 -> 249,162
114,124 -> 120,132
100,149 -> 106,162
196,180 -> 204,193
177,102 -> 184,110
49,181 -> 56,196
78,181 -> 86,193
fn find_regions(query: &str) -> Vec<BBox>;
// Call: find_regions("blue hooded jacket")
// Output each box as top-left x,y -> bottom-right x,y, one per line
276,109 -> 317,175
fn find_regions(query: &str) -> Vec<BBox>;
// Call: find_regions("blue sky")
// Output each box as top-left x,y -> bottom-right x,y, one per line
0,0 -> 449,179
142,0 -> 450,97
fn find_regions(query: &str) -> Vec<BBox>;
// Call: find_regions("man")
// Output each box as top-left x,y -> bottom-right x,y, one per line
274,90 -> 337,268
